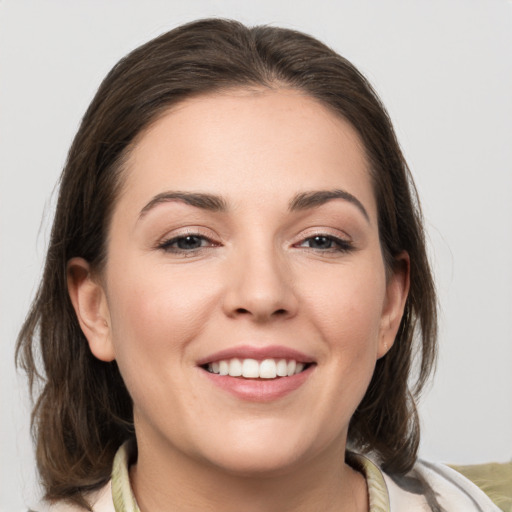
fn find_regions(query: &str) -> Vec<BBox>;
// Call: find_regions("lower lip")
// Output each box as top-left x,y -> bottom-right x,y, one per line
201,365 -> 314,402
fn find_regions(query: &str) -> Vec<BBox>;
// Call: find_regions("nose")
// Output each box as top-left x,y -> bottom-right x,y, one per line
222,246 -> 299,322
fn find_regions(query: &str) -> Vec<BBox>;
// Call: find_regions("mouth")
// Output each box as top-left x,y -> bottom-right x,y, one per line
201,358 -> 313,379
196,346 -> 316,400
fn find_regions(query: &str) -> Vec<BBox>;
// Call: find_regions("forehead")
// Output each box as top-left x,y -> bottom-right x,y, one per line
118,88 -> 376,219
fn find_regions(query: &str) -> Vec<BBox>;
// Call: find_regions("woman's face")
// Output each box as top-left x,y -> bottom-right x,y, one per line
71,88 -> 408,476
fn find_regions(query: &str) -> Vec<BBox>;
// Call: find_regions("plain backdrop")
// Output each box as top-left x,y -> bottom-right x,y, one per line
1,1 -> 511,510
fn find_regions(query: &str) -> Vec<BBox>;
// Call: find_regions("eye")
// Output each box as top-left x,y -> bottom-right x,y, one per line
297,235 -> 353,253
158,234 -> 217,253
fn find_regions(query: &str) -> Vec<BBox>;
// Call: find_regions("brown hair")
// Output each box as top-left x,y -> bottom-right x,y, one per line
16,18 -> 437,507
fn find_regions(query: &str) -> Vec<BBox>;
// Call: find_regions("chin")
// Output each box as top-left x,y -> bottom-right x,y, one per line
205,445 -> 307,478
191,419 -> 329,477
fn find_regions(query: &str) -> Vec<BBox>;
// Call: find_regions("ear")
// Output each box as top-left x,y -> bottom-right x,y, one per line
377,252 -> 410,359
67,257 -> 115,362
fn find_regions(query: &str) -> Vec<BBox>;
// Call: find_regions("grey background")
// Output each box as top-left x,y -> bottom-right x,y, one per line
1,1 -> 511,510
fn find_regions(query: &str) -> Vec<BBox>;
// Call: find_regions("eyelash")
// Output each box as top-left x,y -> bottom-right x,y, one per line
157,233 -> 353,255
295,234 -> 353,253
157,233 -> 218,255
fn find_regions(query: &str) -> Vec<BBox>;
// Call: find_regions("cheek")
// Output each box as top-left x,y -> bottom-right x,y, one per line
303,263 -> 386,346
103,268 -> 216,424
105,262 -> 219,370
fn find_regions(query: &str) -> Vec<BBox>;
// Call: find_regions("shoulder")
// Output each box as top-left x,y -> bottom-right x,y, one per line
450,460 -> 512,511
349,452 -> 503,511
29,481 -> 114,512
382,459 -> 503,511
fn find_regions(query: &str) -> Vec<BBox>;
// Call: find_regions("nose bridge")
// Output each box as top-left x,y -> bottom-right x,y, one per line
223,233 -> 297,320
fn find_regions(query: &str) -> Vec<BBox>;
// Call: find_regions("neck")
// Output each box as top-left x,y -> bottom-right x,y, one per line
130,434 -> 368,512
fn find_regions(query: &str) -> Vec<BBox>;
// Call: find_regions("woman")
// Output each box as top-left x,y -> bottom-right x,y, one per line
17,18 -> 500,512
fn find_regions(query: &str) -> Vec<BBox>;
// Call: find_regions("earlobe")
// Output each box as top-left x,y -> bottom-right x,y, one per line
378,252 -> 410,359
67,257 -> 115,362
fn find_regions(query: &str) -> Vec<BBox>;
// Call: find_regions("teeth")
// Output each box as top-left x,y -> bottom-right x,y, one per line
276,359 -> 288,377
259,359 -> 277,379
241,358 -> 260,378
207,358 -> 308,379
219,360 -> 229,376
229,358 -> 243,377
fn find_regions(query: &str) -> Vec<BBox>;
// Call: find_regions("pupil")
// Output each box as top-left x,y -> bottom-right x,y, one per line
311,236 -> 332,249
178,236 -> 202,249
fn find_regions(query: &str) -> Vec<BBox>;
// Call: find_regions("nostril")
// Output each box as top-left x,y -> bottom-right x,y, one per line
233,307 -> 289,318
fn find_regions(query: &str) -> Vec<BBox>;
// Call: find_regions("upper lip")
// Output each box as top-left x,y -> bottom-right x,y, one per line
196,345 -> 315,366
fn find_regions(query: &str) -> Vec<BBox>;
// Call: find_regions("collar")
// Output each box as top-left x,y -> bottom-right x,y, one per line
111,442 -> 390,512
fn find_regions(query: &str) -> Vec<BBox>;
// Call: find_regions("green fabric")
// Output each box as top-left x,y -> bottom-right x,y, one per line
450,461 -> 512,512
347,452 -> 391,511
112,442 -> 139,512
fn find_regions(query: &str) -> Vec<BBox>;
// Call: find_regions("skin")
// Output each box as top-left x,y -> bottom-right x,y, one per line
68,88 -> 409,512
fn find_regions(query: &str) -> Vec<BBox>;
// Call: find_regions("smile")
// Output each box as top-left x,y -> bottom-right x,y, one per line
206,358 -> 307,379
197,345 -> 316,401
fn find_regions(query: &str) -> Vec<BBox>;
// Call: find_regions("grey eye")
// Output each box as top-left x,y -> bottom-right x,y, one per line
304,236 -> 335,249
175,235 -> 205,250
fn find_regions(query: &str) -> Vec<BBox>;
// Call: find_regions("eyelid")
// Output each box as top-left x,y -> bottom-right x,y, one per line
155,226 -> 220,250
290,227 -> 356,256
291,227 -> 353,245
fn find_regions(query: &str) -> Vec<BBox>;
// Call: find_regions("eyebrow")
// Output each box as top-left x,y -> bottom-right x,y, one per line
139,188 -> 370,222
139,191 -> 228,218
289,189 -> 370,222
